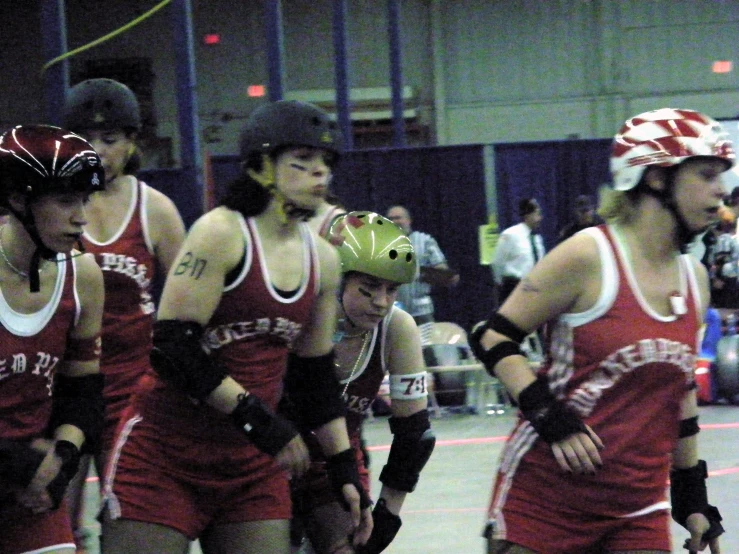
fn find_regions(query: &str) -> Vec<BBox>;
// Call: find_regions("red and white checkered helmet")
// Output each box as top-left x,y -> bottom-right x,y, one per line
610,108 -> 735,191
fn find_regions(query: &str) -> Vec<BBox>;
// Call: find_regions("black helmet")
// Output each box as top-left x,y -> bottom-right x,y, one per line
0,124 -> 104,207
62,78 -> 141,132
239,100 -> 343,161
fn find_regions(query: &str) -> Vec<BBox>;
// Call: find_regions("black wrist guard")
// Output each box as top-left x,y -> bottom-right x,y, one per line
0,440 -> 45,489
326,448 -> 372,510
356,498 -> 402,554
519,376 -> 587,443
49,374 -> 104,454
46,440 -> 81,509
231,393 -> 299,457
670,460 -> 725,542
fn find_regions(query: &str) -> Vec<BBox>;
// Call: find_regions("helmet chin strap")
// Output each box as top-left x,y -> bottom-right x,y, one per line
247,154 -> 316,224
7,205 -> 84,293
643,171 -> 698,253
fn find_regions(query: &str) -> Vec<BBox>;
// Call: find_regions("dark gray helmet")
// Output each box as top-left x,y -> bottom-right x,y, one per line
0,124 -> 104,206
63,78 -> 141,132
239,100 -> 343,161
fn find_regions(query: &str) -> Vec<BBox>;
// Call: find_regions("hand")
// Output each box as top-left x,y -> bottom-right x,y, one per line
550,424 -> 604,475
16,439 -> 60,514
684,512 -> 721,553
356,498 -> 402,553
274,435 -> 310,478
346,486 -> 374,547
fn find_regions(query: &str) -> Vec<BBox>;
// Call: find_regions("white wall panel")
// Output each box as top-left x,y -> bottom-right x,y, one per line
440,0 -> 597,104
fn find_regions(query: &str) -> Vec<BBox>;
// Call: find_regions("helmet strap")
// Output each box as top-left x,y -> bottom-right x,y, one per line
247,154 -> 316,224
642,168 -> 696,253
6,204 -> 76,293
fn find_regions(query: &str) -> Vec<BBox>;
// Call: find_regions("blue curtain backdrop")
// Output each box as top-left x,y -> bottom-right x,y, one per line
152,139 -> 614,329
493,138 -> 612,250
332,145 -> 492,330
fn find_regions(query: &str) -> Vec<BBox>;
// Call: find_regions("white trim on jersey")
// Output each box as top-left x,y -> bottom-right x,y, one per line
82,174 -> 138,247
224,213 -> 254,293
0,252 -> 68,336
139,182 -> 156,256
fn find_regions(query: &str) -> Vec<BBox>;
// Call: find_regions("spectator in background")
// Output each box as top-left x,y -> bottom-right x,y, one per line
491,198 -> 544,305
707,205 -> 739,309
386,205 -> 459,344
557,194 -> 604,243
726,186 -> 739,237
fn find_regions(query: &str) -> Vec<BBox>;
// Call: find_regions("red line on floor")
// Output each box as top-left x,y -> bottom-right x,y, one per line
367,421 -> 739,451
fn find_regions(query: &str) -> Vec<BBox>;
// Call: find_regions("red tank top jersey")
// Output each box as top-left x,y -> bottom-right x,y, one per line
81,181 -> 156,367
0,257 -> 80,440
136,215 -> 319,441
317,205 -> 345,238
490,225 -> 701,524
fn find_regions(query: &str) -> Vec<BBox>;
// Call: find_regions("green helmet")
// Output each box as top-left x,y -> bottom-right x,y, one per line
328,211 -> 415,284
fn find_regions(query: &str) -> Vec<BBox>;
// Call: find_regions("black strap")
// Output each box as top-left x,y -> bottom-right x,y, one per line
231,393 -> 299,457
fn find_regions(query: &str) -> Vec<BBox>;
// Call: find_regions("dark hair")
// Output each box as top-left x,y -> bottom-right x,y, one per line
124,135 -> 142,175
220,151 -> 272,217
518,198 -> 539,217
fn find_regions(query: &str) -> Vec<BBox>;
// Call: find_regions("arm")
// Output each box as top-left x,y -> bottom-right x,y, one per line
418,235 -> 459,287
19,254 -> 104,513
291,238 -> 348,454
670,259 -> 724,553
358,308 -> 431,554
145,185 -> 186,276
471,234 -> 605,474
290,239 -> 372,542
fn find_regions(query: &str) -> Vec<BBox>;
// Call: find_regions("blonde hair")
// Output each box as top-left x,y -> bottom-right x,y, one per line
597,185 -> 639,224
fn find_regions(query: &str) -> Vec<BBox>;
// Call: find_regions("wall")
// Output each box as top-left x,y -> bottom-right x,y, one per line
1,0 -> 738,158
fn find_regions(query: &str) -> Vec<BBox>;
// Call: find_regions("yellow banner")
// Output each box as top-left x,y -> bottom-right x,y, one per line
478,215 -> 500,265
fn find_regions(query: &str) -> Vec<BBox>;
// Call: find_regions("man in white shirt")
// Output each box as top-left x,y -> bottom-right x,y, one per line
491,198 -> 544,305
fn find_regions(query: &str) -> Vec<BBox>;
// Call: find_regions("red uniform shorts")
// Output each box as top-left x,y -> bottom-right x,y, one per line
488,499 -> 671,553
103,409 -> 291,540
0,501 -> 74,554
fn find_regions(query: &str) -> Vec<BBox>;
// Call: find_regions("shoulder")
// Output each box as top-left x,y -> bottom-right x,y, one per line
74,253 -> 104,301
143,183 -> 184,227
386,306 -> 418,338
315,234 -> 341,279
190,206 -> 241,241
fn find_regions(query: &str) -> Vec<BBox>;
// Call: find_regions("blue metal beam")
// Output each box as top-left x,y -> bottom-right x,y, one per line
265,0 -> 285,101
171,0 -> 204,223
40,0 -> 69,126
333,0 -> 353,150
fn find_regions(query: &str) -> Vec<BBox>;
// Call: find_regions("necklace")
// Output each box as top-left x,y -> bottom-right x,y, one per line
339,330 -> 372,397
0,227 -> 37,279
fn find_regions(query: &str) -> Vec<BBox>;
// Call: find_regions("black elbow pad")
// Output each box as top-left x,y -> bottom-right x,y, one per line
150,320 -> 229,401
379,410 -> 436,492
283,352 -> 346,431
